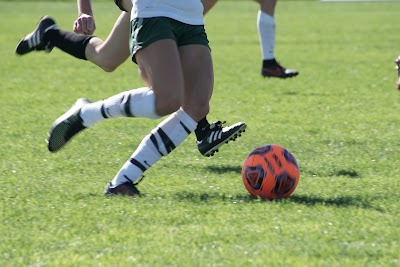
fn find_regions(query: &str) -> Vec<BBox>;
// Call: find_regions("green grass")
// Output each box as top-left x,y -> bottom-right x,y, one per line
1,1 -> 400,266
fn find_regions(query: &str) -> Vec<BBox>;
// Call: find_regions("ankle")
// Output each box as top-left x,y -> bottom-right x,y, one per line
263,58 -> 277,68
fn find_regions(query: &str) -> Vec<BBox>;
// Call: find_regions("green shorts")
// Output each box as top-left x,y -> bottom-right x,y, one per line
129,17 -> 210,63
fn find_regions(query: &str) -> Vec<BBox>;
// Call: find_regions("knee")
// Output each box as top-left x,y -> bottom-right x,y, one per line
88,54 -> 121,72
99,62 -> 119,73
91,48 -> 123,72
98,56 -> 122,72
86,39 -> 120,72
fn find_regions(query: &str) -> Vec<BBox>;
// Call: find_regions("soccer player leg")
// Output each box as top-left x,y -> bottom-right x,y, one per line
202,0 -> 219,15
108,107 -> 197,191
108,39 -> 197,191
179,44 -> 213,122
16,12 -> 130,73
85,11 -> 131,72
15,16 -> 58,55
179,43 -> 246,157
114,0 -> 133,12
47,39 -> 172,152
256,0 -> 298,78
47,86 -> 164,152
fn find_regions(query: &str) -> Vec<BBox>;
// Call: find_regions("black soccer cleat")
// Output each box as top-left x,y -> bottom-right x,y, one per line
197,121 -> 247,157
261,60 -> 299,79
16,16 -> 57,55
47,98 -> 91,152
104,182 -> 141,196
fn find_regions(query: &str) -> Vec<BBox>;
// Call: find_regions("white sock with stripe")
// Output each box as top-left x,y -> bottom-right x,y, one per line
110,108 -> 197,187
257,10 -> 275,61
80,87 -> 161,127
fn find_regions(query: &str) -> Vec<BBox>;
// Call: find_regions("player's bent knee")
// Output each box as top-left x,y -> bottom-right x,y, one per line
98,56 -> 123,72
100,64 -> 118,73
89,55 -> 120,72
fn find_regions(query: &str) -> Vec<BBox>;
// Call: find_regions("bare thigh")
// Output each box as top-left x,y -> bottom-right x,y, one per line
202,0 -> 218,14
135,39 -> 185,117
120,0 -> 133,11
179,44 -> 213,121
85,12 -> 131,72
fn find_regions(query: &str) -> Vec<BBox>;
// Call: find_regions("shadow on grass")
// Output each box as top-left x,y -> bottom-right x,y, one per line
74,190 -> 383,212
300,168 -> 361,178
172,191 -> 383,212
202,164 -> 242,174
335,169 -> 359,178
204,165 -> 361,179
288,195 -> 383,211
173,191 -> 255,202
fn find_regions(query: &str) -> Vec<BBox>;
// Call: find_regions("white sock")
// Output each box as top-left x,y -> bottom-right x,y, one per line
257,10 -> 275,61
110,108 -> 197,186
80,87 -> 161,127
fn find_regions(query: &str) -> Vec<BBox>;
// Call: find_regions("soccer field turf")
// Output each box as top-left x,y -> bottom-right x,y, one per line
1,1 -> 399,266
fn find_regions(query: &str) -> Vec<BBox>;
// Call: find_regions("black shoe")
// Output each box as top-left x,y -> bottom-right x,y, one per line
16,16 -> 57,55
104,182 -> 141,196
197,121 -> 247,157
261,60 -> 299,79
47,98 -> 91,152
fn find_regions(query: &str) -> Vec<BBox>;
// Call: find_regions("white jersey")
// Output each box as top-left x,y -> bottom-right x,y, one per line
130,0 -> 204,25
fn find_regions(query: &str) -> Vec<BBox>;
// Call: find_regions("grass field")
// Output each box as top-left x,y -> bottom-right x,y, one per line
1,1 -> 400,266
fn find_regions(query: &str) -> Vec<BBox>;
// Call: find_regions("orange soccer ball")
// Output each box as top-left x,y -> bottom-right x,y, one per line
241,144 -> 300,200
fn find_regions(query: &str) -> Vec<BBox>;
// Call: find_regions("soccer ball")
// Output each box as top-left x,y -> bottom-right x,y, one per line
241,144 -> 300,200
